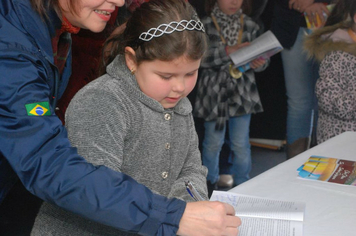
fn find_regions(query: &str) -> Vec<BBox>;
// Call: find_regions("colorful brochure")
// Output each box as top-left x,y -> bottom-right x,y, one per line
304,4 -> 335,30
297,156 -> 356,186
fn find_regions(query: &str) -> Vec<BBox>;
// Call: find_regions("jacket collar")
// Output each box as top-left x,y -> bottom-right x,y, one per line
304,22 -> 356,62
12,0 -> 62,64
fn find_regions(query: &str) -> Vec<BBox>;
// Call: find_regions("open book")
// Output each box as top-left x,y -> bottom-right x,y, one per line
210,191 -> 305,236
297,155 -> 356,186
229,30 -> 283,72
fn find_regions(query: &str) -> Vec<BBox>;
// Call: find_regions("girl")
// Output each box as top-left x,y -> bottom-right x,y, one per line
304,0 -> 356,144
0,0 -> 240,235
194,0 -> 268,193
31,0 -> 241,235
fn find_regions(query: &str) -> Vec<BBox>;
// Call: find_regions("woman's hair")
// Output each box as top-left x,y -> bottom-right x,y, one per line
29,0 -> 79,19
101,0 -> 208,74
204,0 -> 252,16
325,0 -> 356,27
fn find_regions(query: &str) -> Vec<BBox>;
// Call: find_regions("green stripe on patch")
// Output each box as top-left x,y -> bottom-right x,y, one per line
25,102 -> 51,116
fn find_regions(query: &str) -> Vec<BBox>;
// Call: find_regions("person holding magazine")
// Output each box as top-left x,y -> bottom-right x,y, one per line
194,0 -> 269,196
271,0 -> 332,158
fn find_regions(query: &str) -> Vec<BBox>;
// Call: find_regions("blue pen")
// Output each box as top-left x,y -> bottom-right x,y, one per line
185,185 -> 198,201
185,181 -> 205,201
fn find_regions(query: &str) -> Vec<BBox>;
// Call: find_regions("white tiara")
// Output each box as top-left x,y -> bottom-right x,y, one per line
139,19 -> 205,42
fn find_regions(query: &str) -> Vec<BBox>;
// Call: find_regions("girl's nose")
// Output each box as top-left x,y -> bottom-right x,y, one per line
172,78 -> 185,93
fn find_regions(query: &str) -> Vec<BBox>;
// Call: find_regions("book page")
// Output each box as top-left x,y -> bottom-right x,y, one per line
210,191 -> 305,221
237,218 -> 303,236
210,191 -> 305,236
229,30 -> 283,67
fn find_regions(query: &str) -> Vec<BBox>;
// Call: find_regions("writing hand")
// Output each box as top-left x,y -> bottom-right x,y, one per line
177,201 -> 241,236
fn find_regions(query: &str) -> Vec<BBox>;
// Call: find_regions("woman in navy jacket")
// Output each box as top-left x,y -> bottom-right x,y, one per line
0,0 -> 240,235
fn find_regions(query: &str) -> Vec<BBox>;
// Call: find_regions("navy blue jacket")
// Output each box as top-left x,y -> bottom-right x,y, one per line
0,0 -> 185,235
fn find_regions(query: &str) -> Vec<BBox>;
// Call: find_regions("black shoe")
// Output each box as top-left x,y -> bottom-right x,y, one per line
207,181 -> 218,198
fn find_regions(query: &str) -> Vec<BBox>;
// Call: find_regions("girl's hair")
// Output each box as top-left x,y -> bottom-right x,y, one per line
29,0 -> 79,19
205,0 -> 252,16
325,0 -> 356,27
101,0 -> 208,74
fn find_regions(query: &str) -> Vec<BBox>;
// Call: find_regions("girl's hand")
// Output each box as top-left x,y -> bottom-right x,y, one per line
250,58 -> 266,69
304,3 -> 330,28
226,42 -> 250,55
289,0 -> 313,12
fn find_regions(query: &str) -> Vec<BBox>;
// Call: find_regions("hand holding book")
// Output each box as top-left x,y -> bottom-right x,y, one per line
228,30 -> 283,73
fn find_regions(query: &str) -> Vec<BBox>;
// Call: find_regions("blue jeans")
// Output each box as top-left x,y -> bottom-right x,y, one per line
202,114 -> 252,185
281,27 -> 319,144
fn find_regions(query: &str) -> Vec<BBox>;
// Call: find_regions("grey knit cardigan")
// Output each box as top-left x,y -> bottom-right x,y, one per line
31,55 -> 208,236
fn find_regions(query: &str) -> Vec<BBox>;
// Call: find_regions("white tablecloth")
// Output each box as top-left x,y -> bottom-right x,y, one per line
229,132 -> 356,236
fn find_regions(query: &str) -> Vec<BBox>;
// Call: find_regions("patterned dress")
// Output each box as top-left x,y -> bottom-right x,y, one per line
194,5 -> 267,130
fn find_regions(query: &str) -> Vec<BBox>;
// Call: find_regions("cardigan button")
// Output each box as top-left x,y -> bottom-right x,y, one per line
161,171 -> 169,179
165,143 -> 171,150
164,113 -> 171,121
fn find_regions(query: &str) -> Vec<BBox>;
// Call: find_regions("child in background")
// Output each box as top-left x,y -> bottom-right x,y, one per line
194,0 -> 268,195
304,0 -> 356,144
31,0 -> 212,235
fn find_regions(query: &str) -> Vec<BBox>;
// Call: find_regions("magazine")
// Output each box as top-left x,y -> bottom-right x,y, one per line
304,4 -> 335,30
297,156 -> 356,186
229,30 -> 283,72
210,191 -> 305,236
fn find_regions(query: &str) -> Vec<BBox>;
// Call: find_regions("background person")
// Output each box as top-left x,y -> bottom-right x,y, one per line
271,0 -> 332,158
304,0 -> 356,144
194,0 -> 268,196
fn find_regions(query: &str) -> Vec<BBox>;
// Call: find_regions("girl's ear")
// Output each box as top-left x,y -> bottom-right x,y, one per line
124,46 -> 137,72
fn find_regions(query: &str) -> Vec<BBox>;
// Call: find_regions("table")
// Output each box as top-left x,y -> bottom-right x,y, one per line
229,131 -> 356,236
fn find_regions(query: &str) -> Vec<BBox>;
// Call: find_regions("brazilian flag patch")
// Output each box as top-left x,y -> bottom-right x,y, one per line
25,102 -> 51,116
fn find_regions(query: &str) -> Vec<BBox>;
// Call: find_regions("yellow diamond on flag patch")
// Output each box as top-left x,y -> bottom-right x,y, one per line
25,102 -> 51,116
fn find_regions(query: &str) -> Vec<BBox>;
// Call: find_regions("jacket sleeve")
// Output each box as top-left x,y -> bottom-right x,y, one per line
0,43 -> 185,236
65,84 -> 127,173
316,53 -> 356,121
167,114 -> 209,202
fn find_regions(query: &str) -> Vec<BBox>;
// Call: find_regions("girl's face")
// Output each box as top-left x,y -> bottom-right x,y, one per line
125,48 -> 201,109
59,0 -> 125,32
217,0 -> 243,16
